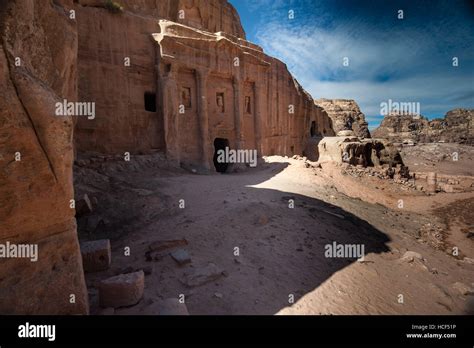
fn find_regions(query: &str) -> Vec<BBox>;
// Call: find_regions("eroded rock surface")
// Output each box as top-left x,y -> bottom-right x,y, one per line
0,0 -> 88,314
315,99 -> 371,138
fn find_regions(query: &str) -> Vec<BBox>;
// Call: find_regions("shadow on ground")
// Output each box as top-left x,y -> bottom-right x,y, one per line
77,158 -> 392,315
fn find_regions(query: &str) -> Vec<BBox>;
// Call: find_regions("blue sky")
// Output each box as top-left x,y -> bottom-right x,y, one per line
229,0 -> 474,129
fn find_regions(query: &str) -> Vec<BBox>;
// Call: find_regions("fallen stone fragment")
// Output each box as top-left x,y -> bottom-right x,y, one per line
182,263 -> 224,287
170,249 -> 191,265
148,238 -> 188,252
76,193 -> 93,217
80,239 -> 111,272
400,251 -> 425,263
99,270 -> 144,308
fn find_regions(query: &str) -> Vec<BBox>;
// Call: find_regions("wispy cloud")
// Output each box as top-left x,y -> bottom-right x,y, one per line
233,0 -> 474,127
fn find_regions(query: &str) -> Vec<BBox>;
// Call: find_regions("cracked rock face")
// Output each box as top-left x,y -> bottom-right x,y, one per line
372,109 -> 474,144
315,99 -> 371,138
0,0 -> 88,314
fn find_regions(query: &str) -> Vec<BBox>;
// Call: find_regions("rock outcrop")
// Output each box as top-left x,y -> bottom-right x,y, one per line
0,0 -> 88,314
373,109 -> 473,144
318,136 -> 403,168
315,99 -> 371,138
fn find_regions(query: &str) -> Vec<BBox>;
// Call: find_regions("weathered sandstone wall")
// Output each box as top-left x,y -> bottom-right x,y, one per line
74,3 -> 334,170
0,0 -> 88,314
154,21 -> 334,170
78,0 -> 246,38
74,0 -> 246,155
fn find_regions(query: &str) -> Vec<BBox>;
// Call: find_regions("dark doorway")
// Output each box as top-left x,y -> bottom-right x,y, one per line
144,92 -> 156,112
310,121 -> 316,137
213,138 -> 230,173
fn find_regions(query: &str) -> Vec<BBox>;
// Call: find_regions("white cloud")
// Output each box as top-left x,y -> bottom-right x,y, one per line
251,8 -> 474,127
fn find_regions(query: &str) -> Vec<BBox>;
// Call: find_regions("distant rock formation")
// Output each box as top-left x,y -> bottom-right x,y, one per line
315,99 -> 371,138
372,109 -> 473,144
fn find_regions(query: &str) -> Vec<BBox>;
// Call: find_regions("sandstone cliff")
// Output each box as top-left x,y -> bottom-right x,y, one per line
78,0 -> 246,38
315,99 -> 371,138
74,3 -> 334,168
372,109 -> 473,144
0,0 -> 88,314
74,0 -> 247,154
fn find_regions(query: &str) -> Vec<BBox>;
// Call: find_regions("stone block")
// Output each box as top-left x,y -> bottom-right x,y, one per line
99,271 -> 145,308
80,239 -> 111,272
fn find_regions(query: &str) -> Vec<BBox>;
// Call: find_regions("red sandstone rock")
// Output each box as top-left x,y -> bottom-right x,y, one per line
99,270 -> 145,308
0,0 -> 88,314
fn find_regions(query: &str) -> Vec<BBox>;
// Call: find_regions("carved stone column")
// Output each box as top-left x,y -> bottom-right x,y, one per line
196,68 -> 211,170
233,76 -> 243,150
160,63 -> 180,165
253,81 -> 263,156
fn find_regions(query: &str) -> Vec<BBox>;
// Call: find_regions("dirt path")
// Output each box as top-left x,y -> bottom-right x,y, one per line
79,155 -> 474,315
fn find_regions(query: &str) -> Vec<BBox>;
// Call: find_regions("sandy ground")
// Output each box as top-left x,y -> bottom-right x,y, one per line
74,152 -> 474,315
